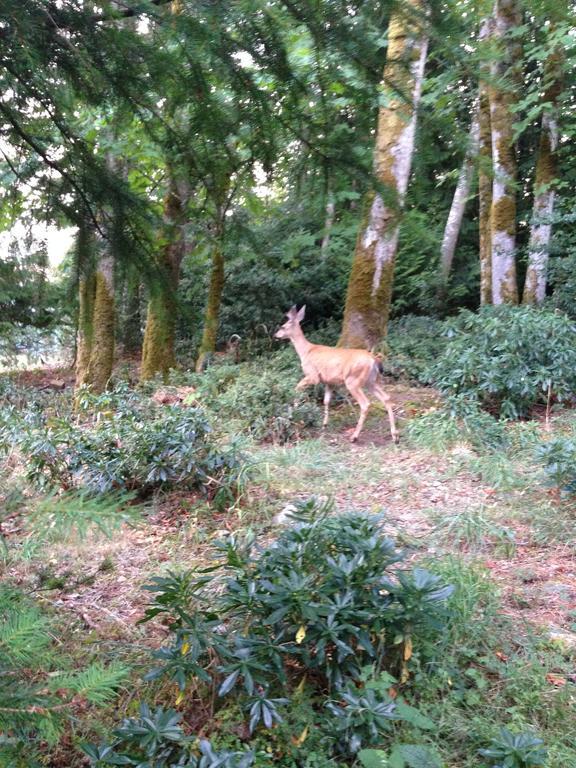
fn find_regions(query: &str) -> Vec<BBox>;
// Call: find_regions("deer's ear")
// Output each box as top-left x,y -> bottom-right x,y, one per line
286,305 -> 297,319
296,305 -> 306,322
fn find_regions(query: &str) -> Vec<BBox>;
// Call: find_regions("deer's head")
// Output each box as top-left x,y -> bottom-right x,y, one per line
274,305 -> 306,339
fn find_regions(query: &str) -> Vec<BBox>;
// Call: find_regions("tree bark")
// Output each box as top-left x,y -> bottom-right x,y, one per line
320,191 -> 336,260
75,220 -> 96,388
195,232 -> 225,372
439,110 -> 480,287
522,50 -> 562,305
339,0 -> 428,349
84,248 -> 115,393
141,174 -> 189,380
120,278 -> 142,354
488,0 -> 522,305
478,88 -> 493,305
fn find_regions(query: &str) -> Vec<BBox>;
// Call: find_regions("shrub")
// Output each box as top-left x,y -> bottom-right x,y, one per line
3,385 -> 242,500
134,501 -> 453,758
191,350 -> 321,443
479,728 -> 547,768
83,704 -> 254,768
429,307 -> 576,419
381,315 -> 448,383
536,436 -> 576,493
407,400 -> 509,454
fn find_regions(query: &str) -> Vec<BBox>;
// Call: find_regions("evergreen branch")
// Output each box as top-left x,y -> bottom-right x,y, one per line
0,102 -> 104,236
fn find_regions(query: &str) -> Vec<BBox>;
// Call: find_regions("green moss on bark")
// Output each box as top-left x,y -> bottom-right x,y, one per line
339,0 -> 426,349
141,291 -> 177,381
196,243 -> 225,371
85,269 -> 115,393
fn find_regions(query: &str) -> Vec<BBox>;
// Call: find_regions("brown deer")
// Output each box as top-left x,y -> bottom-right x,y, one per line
275,306 -> 398,443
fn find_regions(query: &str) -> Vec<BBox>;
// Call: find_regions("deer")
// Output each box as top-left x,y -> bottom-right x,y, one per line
274,306 -> 398,444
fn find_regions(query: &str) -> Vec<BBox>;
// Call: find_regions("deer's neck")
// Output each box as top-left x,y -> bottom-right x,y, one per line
290,327 -> 313,361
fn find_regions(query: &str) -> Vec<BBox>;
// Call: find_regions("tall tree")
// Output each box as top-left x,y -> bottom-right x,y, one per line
339,0 -> 429,349
438,109 -> 480,289
522,45 -> 563,304
478,16 -> 494,305
141,173 -> 190,379
488,0 -> 522,305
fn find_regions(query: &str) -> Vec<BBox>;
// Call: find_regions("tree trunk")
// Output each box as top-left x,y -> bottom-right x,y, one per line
488,0 -> 522,305
522,50 -> 562,304
478,86 -> 493,305
75,220 -> 96,388
120,279 -> 142,354
84,248 -> 115,393
195,234 -> 225,372
141,175 -> 189,380
339,0 -> 429,349
320,191 -> 336,260
439,110 -> 480,287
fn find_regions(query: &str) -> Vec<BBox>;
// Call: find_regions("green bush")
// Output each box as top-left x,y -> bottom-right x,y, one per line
536,436 -> 576,493
429,307 -> 576,419
2,384 -> 242,500
83,704 -> 254,768
381,315 -> 448,383
133,501 -> 453,759
0,585 -> 127,767
479,728 -> 547,768
406,399 -> 509,454
191,351 -> 321,443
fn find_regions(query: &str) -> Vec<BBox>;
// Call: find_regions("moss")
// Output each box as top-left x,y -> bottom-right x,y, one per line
141,292 -> 177,381
85,267 -> 115,394
140,179 -> 186,381
340,0 -> 425,350
534,131 -> 556,189
499,263 -> 519,305
76,273 -> 96,388
87,270 -> 115,393
339,195 -> 396,349
196,242 -> 225,372
491,195 -> 516,238
522,272 -> 538,305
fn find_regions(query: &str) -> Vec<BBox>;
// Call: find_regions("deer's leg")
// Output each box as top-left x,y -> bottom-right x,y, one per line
346,384 -> 370,443
295,375 -> 316,391
373,384 -> 399,443
322,386 -> 332,428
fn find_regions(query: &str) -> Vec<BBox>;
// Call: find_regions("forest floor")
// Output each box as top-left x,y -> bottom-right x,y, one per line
2,371 -> 576,765
5,376 -> 575,654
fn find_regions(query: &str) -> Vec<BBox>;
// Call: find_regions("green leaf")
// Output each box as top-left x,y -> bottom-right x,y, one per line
359,749 -> 388,768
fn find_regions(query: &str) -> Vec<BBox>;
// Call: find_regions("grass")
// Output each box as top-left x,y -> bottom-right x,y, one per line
2,374 -> 576,766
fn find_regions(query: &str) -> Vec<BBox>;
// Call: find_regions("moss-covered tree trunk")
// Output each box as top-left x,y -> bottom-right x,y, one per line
75,220 -> 96,388
339,0 -> 428,349
522,50 -> 562,305
84,250 -> 115,393
488,0 -> 522,305
439,110 -> 480,288
141,176 -> 189,381
195,229 -> 225,372
120,279 -> 142,354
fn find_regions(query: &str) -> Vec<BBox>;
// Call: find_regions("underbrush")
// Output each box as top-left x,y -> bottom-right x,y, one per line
0,583 -> 128,767
381,315 -> 448,384
0,383 -> 242,504
169,349 -> 322,444
86,501 -> 454,766
429,307 -> 576,419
